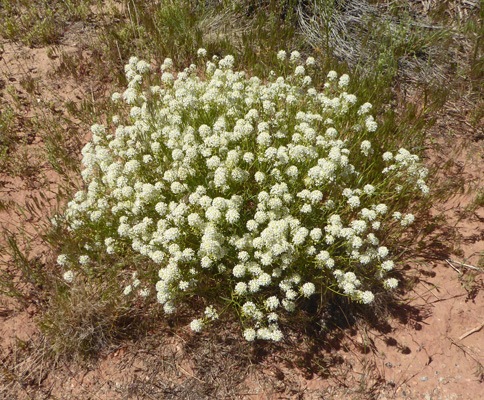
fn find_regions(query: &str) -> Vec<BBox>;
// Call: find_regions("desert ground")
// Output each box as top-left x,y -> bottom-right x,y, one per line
1,1 -> 484,399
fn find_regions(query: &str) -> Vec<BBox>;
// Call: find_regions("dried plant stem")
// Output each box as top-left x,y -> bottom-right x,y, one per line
448,259 -> 482,272
459,322 -> 484,341
445,259 -> 461,274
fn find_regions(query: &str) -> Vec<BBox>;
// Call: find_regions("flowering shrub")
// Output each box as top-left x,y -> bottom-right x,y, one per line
56,50 -> 428,342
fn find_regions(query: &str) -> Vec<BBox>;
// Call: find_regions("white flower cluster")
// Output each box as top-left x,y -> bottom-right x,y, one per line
58,51 -> 428,341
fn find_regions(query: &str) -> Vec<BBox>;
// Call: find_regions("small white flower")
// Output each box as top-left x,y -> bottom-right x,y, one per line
365,117 -> 378,132
161,72 -> 174,84
377,246 -> 389,258
381,260 -> 394,271
327,70 -> 338,81
79,255 -> 90,265
57,254 -> 68,266
234,282 -> 248,295
197,48 -> 207,57
190,319 -> 203,332
351,220 -> 367,234
289,51 -> 301,62
316,250 -> 330,264
244,328 -> 257,341
63,270 -> 74,283
201,256 -> 213,269
270,327 -> 283,341
382,152 -> 393,161
294,65 -> 305,76
204,305 -> 219,320
162,57 -> 173,70
375,203 -> 388,214
338,74 -> 350,87
384,278 -> 399,290
300,282 -> 315,297
233,264 -> 246,278
226,209 -> 240,224
360,291 -> 374,304
243,152 -> 254,163
358,102 -> 372,115
360,140 -> 372,156
401,214 -> 415,226
164,301 -> 176,314
367,233 -> 379,246
300,203 -> 312,213
283,299 -> 296,312
285,289 -> 297,300
268,312 -> 278,322
248,279 -> 260,293
111,92 -> 122,102
254,171 -> 265,183
265,296 -> 280,310
219,55 -> 235,69
136,60 -> 151,74
206,206 -> 222,222
246,220 -> 258,232
258,273 -> 271,286
310,228 -> 322,241
238,251 -> 250,262
420,184 -> 430,195
277,50 -> 287,61
348,196 -> 360,209
179,281 -> 190,290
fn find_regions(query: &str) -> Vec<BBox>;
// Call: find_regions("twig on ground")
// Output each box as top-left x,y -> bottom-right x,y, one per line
448,336 -> 484,370
459,322 -> 484,340
420,282 -> 441,300
445,259 -> 461,274
448,259 -> 482,272
176,362 -> 206,384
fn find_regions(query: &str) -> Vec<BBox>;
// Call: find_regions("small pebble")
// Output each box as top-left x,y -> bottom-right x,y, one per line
385,362 -> 393,368
421,376 -> 428,381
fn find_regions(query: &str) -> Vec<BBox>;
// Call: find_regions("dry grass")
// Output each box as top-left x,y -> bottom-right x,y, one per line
298,0 -> 458,84
40,280 -> 148,361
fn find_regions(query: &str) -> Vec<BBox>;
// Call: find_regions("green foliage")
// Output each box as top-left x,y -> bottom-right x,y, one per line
0,104 -> 17,171
0,0 -> 98,47
53,52 -> 430,341
95,0 -> 302,84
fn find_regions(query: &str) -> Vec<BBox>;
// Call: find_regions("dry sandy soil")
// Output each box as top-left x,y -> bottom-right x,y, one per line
1,21 -> 484,400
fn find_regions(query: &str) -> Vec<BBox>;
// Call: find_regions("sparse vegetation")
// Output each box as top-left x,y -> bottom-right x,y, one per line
1,0 -> 484,398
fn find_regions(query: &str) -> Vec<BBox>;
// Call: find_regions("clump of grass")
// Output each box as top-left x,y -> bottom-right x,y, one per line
93,0 -> 303,85
40,278 -> 146,360
0,0 -> 98,47
0,104 -> 17,171
298,0 -> 452,83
